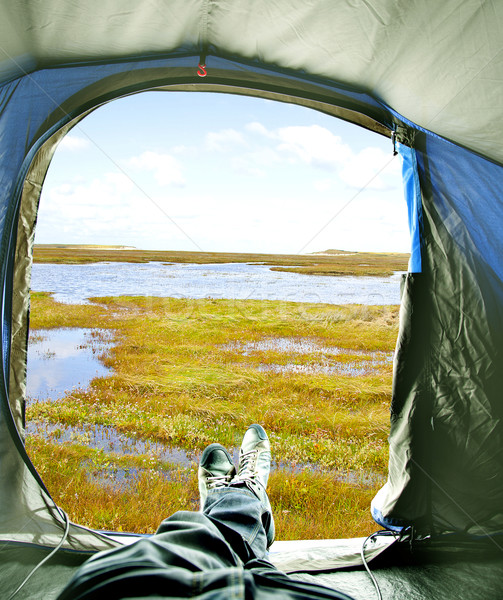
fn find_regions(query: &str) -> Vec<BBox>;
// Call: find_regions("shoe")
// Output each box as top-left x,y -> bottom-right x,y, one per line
233,424 -> 271,493
198,443 -> 236,510
231,424 -> 275,546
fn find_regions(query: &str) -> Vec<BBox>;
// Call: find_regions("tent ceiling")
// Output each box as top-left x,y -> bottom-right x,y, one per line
0,1 -> 501,164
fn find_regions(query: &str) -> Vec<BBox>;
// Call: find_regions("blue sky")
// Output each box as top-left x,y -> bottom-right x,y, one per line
36,92 -> 409,254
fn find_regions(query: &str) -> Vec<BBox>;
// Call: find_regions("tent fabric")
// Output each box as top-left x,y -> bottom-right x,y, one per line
0,0 -> 501,587
373,131 -> 503,534
0,1 -> 502,163
397,143 -> 423,274
413,134 -> 503,535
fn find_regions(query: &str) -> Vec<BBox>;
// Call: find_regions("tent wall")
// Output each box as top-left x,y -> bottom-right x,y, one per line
0,0 -> 501,552
416,135 -> 503,534
1,1 -> 501,164
372,134 -> 503,535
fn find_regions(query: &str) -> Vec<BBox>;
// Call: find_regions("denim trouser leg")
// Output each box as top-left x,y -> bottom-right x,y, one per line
57,491 -> 354,600
57,511 -> 246,599
203,484 -> 273,561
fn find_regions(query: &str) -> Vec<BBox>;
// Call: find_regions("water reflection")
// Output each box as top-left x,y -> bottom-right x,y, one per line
26,328 -> 113,401
25,420 -> 196,464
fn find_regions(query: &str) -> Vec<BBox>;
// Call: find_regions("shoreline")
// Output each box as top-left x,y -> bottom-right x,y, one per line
33,245 -> 409,277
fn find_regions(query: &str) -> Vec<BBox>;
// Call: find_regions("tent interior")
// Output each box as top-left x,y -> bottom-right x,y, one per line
1,1 -> 502,598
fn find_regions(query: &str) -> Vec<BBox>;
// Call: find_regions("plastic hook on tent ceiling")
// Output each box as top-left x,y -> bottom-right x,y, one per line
197,51 -> 207,77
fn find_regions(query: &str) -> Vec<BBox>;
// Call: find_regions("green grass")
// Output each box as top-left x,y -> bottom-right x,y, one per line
26,292 -> 398,539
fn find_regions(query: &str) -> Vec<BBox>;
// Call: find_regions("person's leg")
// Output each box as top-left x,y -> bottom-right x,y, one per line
199,425 -> 275,561
57,425 -> 357,600
57,511 -> 245,599
58,426 -> 275,599
203,485 -> 269,561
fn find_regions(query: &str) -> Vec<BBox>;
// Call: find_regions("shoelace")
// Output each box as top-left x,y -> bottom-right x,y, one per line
233,450 -> 268,491
206,474 -> 233,489
238,449 -> 257,477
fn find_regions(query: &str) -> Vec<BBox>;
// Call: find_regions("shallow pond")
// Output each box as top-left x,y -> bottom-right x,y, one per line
223,337 -> 393,376
26,322 -> 389,490
31,261 -> 403,305
25,419 -> 196,465
26,328 -> 113,401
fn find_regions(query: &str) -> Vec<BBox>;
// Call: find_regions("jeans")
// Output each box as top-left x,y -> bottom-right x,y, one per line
57,486 -> 354,599
204,483 -> 274,559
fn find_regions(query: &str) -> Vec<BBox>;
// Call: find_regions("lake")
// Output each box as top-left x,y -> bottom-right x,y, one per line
31,262 -> 403,305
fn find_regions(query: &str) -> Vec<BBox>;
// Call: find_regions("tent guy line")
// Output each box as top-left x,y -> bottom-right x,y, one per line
5,509 -> 70,600
296,151 -> 399,254
411,458 -> 503,553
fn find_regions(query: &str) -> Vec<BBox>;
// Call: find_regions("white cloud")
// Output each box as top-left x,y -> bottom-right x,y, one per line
245,121 -> 271,137
127,151 -> 185,186
229,146 -> 281,177
275,125 -> 350,169
230,157 -> 266,178
36,166 -> 409,253
339,147 -> 396,189
248,147 -> 281,166
101,172 -> 135,196
36,107 -> 406,253
205,128 -> 246,151
57,135 -> 91,151
314,178 -> 333,192
39,173 -> 135,221
172,144 -> 195,156
37,171 -> 199,248
244,122 -> 351,168
243,122 -> 401,190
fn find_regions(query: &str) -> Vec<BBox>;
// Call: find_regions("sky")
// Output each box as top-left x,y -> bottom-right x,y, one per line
35,91 -> 410,255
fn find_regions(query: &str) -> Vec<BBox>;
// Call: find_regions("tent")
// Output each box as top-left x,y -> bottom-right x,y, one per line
1,1 -> 502,598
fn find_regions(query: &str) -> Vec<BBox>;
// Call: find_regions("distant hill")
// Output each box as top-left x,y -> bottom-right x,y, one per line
310,249 -> 357,256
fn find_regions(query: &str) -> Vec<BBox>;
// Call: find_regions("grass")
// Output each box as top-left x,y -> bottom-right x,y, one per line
33,245 -> 409,277
26,291 -> 398,540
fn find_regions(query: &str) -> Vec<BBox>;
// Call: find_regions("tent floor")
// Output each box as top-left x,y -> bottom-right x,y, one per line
290,552 -> 503,600
2,539 -> 503,599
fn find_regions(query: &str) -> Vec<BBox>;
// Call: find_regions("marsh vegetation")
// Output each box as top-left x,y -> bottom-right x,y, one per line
26,288 -> 398,540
